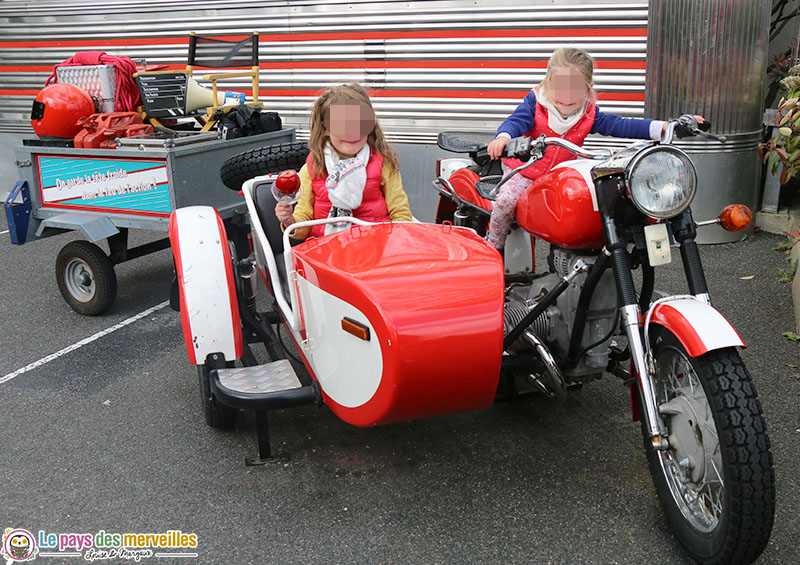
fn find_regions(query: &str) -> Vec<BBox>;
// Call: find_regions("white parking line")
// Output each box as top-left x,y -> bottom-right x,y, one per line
0,300 -> 170,385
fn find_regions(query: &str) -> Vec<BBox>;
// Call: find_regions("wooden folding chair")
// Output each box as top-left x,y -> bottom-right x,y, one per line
134,31 -> 260,131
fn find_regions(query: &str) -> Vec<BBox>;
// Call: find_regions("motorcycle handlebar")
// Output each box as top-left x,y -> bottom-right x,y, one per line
499,135 -> 613,162
455,114 -> 726,164
663,114 -> 727,144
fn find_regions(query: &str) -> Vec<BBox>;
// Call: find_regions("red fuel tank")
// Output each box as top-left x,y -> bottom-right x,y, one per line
516,161 -> 604,249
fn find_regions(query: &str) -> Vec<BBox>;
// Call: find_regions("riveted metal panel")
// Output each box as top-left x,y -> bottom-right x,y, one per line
0,0 -> 648,142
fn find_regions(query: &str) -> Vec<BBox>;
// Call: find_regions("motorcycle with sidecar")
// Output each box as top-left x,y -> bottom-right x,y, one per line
168,115 -> 774,565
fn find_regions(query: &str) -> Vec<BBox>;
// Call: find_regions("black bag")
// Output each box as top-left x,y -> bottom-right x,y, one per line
220,105 -> 282,139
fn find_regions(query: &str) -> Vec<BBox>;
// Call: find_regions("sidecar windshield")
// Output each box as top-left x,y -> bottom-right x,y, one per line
437,131 -> 496,153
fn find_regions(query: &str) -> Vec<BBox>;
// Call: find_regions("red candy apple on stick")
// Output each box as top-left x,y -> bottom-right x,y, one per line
272,170 -> 302,204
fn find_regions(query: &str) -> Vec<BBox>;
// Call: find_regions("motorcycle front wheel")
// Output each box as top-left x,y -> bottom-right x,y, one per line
643,326 -> 774,564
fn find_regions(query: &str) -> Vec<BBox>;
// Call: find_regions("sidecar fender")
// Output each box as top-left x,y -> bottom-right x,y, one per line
168,206 -> 243,365
648,298 -> 745,357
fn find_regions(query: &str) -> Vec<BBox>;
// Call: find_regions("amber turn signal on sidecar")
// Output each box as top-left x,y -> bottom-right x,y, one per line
719,204 -> 752,232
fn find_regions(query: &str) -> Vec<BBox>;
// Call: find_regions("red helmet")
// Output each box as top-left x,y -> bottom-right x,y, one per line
31,83 -> 95,138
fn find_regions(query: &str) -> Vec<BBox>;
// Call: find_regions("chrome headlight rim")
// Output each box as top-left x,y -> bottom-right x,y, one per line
625,145 -> 697,219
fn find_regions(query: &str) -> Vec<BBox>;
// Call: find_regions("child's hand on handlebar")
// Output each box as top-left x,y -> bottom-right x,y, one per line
275,201 -> 295,226
661,115 -> 705,135
487,137 -> 510,160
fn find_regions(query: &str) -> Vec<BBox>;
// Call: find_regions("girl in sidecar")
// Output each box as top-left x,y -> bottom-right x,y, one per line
274,83 -> 412,239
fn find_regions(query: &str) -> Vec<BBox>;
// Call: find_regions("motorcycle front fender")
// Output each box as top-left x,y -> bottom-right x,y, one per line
648,298 -> 745,357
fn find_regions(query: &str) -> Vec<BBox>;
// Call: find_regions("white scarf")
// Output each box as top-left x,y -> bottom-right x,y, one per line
535,85 -> 587,135
323,142 -> 370,234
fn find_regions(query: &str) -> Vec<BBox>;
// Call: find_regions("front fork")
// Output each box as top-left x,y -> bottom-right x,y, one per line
598,179 -> 711,448
597,178 -> 665,447
609,248 -> 666,448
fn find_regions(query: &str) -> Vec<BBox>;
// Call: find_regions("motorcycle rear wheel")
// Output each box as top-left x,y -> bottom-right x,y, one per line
643,326 -> 774,564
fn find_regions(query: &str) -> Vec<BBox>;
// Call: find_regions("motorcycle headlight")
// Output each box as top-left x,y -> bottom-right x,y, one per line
626,146 -> 697,219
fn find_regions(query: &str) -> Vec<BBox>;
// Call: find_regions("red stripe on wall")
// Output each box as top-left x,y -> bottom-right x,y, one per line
4,64 -> 218,73
0,88 -> 645,101
0,36 -> 234,48
0,27 -> 647,49
0,89 -> 40,95
1,60 -> 646,74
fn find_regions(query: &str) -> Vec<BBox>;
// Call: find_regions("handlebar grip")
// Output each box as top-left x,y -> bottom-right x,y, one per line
474,147 -> 492,165
504,136 -> 533,160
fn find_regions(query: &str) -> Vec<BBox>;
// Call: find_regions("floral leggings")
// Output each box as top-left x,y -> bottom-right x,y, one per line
486,164 -> 534,249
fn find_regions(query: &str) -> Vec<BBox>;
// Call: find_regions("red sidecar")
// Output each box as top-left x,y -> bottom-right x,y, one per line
283,221 -> 504,426
169,181 -> 505,461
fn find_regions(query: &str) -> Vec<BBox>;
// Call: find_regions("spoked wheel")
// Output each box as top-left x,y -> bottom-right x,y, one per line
644,326 -> 774,564
55,240 -> 117,316
198,363 -> 237,430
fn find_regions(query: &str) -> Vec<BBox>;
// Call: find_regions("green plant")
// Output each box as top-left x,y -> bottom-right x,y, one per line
765,41 -> 798,108
775,228 -> 800,254
777,256 -> 798,283
764,1 -> 800,107
760,64 -> 800,185
782,330 -> 800,340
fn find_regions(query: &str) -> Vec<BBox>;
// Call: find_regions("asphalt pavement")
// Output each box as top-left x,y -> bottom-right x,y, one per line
1,225 -> 798,564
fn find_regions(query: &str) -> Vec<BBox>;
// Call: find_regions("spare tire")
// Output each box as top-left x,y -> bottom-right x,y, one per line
220,141 -> 310,190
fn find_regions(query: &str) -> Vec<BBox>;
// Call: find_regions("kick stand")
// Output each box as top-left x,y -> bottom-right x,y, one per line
245,410 -> 289,466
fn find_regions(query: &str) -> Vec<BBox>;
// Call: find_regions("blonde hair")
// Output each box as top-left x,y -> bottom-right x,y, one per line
539,47 -> 596,102
307,82 -> 399,175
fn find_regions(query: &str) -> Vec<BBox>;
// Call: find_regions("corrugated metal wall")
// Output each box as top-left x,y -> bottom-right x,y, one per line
644,0 -> 770,243
0,0 -> 648,143
645,0 -> 769,134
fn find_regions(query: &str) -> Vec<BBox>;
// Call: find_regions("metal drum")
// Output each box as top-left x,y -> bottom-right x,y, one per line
645,0 -> 770,243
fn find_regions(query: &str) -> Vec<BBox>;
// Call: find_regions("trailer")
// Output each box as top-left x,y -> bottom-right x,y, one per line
5,129 -> 294,314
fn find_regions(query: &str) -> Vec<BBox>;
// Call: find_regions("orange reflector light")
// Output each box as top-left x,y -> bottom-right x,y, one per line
341,317 -> 370,341
719,204 -> 752,232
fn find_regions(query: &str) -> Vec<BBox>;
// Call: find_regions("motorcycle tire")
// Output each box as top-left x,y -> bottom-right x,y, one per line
642,326 -> 774,565
198,363 -> 237,430
55,240 -> 117,316
219,141 -> 310,191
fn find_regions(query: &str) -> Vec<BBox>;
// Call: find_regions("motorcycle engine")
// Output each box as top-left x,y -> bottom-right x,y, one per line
505,248 -> 618,380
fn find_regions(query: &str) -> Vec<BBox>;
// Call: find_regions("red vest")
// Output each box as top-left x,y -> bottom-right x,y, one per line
307,151 -> 389,237
503,99 -> 596,179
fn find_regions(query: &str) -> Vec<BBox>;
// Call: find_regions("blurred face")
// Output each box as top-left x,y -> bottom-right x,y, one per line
326,102 -> 376,158
549,66 -> 589,118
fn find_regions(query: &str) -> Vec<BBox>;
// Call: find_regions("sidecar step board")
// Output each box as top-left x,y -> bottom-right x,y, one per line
210,359 -> 320,467
216,359 -> 302,396
211,359 -> 318,409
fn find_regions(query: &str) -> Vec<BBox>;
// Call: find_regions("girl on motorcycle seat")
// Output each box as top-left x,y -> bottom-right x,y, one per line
275,82 -> 412,239
485,47 -> 674,251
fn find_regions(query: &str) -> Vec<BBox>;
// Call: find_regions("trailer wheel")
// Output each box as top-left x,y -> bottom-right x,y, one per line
220,141 -> 309,190
55,240 -> 117,316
